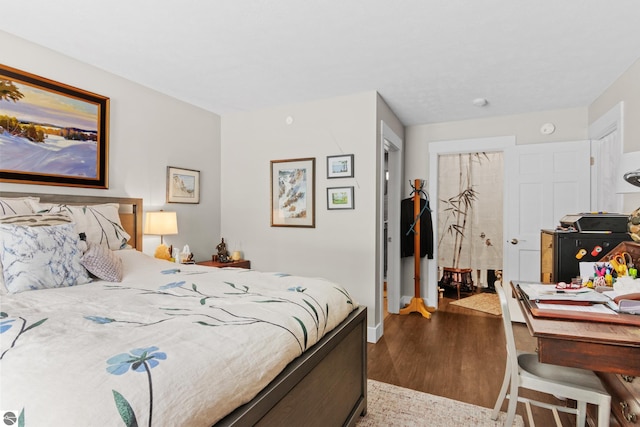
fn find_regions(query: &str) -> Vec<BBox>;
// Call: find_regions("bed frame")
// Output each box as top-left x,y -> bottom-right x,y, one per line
0,191 -> 367,427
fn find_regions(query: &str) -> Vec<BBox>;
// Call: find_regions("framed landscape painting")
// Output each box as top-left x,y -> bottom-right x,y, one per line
0,64 -> 109,188
327,186 -> 355,210
327,154 -> 354,178
271,157 -> 315,227
167,166 -> 200,204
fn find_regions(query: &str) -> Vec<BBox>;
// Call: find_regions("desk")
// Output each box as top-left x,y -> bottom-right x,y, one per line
512,281 -> 640,377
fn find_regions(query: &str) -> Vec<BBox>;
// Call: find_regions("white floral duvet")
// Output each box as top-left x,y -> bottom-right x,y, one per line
0,250 -> 356,427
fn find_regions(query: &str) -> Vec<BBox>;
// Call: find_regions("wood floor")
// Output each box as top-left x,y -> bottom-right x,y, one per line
368,290 -> 582,426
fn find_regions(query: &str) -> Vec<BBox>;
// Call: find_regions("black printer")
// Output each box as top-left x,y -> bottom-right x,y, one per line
541,213 -> 630,283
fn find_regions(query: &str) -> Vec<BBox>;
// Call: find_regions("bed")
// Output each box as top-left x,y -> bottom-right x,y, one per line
0,191 -> 367,427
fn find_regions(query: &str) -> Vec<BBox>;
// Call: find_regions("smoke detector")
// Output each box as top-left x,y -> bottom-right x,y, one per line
472,98 -> 488,107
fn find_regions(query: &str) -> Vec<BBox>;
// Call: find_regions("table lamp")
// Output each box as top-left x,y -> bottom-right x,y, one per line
144,211 -> 178,259
617,152 -> 640,193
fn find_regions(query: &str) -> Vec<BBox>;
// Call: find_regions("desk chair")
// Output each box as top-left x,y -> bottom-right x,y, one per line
491,282 -> 611,426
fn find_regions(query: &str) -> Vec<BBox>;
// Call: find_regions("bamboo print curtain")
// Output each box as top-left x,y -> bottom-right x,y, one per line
437,152 -> 503,274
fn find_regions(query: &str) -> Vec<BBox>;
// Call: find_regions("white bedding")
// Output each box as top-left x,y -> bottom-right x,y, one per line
0,250 -> 356,426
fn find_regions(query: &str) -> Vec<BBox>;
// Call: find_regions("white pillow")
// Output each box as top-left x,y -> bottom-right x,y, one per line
33,203 -> 131,250
0,219 -> 90,293
0,196 -> 39,216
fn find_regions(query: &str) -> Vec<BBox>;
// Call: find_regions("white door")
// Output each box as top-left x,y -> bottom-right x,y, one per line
504,140 -> 591,321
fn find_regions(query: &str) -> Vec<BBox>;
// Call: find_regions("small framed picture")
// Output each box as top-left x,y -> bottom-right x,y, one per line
327,154 -> 354,178
167,166 -> 200,204
327,186 -> 355,210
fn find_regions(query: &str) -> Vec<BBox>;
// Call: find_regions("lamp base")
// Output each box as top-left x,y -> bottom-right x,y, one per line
154,244 -> 171,260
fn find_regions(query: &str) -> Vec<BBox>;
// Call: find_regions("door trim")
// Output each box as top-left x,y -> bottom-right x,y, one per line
372,120 -> 402,343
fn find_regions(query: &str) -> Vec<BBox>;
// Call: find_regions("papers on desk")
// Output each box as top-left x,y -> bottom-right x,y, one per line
517,283 -> 611,303
514,282 -> 640,325
618,300 -> 640,315
536,302 -> 616,314
517,283 -> 640,316
600,290 -> 640,314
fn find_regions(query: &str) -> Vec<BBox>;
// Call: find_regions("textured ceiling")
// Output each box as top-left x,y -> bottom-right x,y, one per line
2,0 -> 640,126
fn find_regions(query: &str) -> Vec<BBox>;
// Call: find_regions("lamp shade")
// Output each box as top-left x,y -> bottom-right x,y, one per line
143,211 -> 178,236
616,152 -> 640,193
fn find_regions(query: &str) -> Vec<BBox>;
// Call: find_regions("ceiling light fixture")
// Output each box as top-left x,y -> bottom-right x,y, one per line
472,98 -> 488,107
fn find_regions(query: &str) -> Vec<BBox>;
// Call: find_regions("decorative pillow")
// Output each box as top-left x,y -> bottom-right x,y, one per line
0,213 -> 74,295
0,212 -> 72,227
81,243 -> 123,282
34,203 -> 130,250
0,221 -> 91,293
0,196 -> 39,216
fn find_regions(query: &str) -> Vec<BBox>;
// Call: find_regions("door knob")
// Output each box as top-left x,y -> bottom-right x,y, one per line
510,239 -> 519,245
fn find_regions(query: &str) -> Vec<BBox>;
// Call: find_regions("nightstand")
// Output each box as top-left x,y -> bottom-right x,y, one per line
197,259 -> 251,269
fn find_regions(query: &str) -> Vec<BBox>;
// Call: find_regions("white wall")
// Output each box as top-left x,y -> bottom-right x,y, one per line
0,30 -> 222,260
221,91 -> 387,331
589,58 -> 640,212
403,107 -> 588,301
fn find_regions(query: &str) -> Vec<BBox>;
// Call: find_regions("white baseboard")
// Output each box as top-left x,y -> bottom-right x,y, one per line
367,323 -> 382,343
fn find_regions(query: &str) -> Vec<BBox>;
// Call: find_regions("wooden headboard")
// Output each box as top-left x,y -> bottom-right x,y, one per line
0,191 -> 143,251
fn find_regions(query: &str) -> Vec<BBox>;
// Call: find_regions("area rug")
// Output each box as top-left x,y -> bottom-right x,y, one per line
357,380 -> 523,426
449,292 -> 501,316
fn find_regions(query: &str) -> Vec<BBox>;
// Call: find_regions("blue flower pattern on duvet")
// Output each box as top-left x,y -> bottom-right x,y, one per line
107,346 -> 166,427
89,271 -> 353,355
1,263 -> 355,427
0,311 -> 47,360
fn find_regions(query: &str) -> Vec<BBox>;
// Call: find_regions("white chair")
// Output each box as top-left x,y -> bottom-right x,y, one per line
491,282 -> 611,426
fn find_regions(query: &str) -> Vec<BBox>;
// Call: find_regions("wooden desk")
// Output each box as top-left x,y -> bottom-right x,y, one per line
512,281 -> 640,377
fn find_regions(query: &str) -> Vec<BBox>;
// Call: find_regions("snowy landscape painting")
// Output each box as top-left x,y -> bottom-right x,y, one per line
0,64 -> 109,188
271,158 -> 315,227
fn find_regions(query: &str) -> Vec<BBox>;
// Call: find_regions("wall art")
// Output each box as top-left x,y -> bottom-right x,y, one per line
327,154 -> 354,178
167,166 -> 200,204
0,64 -> 109,188
271,157 -> 315,227
327,186 -> 355,210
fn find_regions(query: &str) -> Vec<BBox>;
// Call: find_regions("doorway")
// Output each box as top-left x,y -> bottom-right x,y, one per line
436,152 -> 504,296
428,137 -> 515,307
377,121 -> 402,342
429,137 -> 591,322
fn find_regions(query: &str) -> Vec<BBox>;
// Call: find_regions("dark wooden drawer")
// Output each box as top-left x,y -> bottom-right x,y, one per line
197,259 -> 251,269
597,372 -> 640,426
